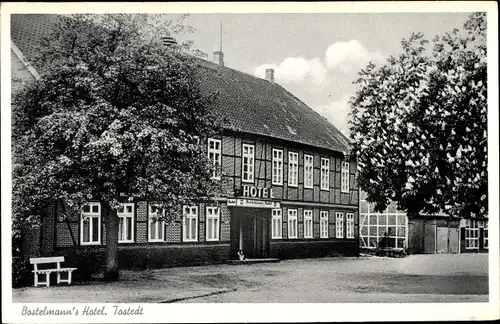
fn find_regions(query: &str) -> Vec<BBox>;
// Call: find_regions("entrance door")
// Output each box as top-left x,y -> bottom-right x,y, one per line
254,216 -> 269,258
242,215 -> 269,258
231,208 -> 270,259
436,227 -> 449,253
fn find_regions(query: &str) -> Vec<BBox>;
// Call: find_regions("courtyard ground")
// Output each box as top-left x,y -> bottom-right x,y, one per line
12,253 -> 488,303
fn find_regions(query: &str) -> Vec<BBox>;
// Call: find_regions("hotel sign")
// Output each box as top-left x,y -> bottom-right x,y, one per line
238,185 -> 275,199
227,198 -> 280,209
228,185 -> 279,208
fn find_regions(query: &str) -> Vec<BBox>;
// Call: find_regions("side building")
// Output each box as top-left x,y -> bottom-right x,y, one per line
359,191 -> 488,254
11,14 -> 360,268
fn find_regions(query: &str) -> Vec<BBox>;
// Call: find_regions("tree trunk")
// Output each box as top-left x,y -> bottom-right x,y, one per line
104,203 -> 119,281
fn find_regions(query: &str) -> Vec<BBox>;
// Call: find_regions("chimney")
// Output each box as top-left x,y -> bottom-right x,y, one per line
213,22 -> 224,66
213,51 -> 224,66
265,69 -> 275,84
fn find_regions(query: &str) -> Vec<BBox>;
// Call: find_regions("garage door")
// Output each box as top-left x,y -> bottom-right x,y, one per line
436,227 -> 449,253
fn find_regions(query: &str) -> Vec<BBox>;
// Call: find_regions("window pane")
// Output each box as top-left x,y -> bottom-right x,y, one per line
184,221 -> 189,239
214,219 -> 219,239
82,219 -> 90,242
207,219 -> 212,239
150,221 -> 156,240
92,217 -> 99,242
118,218 -> 124,241
191,218 -> 196,239
127,218 -> 132,240
92,205 -> 99,213
83,205 -> 90,213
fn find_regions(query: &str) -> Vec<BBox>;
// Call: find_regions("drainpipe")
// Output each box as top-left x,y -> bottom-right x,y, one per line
239,218 -> 243,251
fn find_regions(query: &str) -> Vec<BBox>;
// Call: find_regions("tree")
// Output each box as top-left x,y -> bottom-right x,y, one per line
349,12 -> 487,219
12,14 -> 222,281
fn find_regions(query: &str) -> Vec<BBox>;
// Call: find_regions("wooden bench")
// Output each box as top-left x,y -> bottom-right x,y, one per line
29,256 -> 77,287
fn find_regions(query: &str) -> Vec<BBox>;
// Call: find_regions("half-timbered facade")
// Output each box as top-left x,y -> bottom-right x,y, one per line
12,14 -> 359,268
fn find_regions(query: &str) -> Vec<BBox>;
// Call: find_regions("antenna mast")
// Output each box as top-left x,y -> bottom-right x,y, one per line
219,22 -> 223,52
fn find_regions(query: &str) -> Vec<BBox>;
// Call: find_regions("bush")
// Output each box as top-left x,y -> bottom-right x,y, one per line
65,248 -> 105,282
12,256 -> 32,288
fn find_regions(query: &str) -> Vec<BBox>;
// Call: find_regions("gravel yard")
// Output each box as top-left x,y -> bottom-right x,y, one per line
13,253 -> 488,303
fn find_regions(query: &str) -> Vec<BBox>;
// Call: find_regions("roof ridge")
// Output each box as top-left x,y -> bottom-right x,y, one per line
196,57 -> 276,84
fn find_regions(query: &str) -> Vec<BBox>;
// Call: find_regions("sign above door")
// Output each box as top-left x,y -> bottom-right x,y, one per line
227,198 -> 280,209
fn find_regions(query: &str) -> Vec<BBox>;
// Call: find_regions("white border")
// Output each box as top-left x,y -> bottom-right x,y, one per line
2,1 -> 499,323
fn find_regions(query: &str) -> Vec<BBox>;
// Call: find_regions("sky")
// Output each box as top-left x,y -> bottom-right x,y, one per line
166,12 -> 473,136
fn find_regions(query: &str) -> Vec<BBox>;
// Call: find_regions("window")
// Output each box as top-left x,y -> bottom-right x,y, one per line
272,149 -> 283,185
208,138 -> 222,180
206,206 -> 220,241
81,202 -> 101,245
320,211 -> 329,238
183,205 -> 198,242
341,161 -> 350,193
288,152 -> 298,187
484,221 -> 488,249
242,144 -> 255,183
346,213 -> 355,238
288,209 -> 298,239
465,219 -> 479,249
335,212 -> 344,238
304,154 -> 314,189
304,210 -> 313,238
148,204 -> 165,242
118,203 -> 134,243
359,205 -> 407,249
321,158 -> 330,190
272,209 -> 282,239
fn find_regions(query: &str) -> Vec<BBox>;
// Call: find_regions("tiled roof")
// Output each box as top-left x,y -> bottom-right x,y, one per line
11,14 -> 351,154
195,59 -> 350,153
11,14 -> 59,63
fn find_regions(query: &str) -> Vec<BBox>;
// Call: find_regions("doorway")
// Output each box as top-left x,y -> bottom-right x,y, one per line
436,227 -> 448,253
436,226 -> 459,254
230,208 -> 270,259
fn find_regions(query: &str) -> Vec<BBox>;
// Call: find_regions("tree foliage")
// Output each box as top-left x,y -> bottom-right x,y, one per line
12,14 -> 222,240
349,12 -> 487,218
